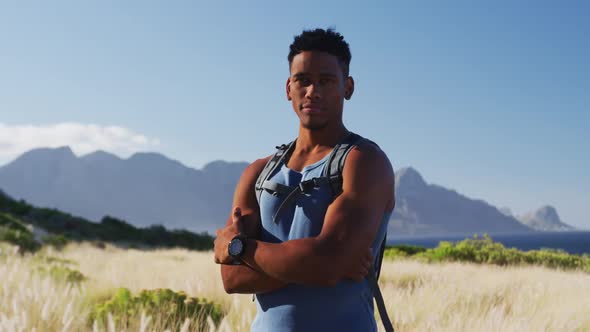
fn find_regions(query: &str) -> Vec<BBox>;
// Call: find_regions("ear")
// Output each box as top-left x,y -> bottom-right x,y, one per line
286,77 -> 292,101
344,76 -> 355,100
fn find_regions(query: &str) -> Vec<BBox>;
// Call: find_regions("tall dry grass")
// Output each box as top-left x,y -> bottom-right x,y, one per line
0,244 -> 88,332
1,242 -> 589,331
378,260 -> 590,331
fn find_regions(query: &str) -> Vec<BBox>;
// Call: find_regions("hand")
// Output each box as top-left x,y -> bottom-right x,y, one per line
343,247 -> 373,282
214,207 -> 244,265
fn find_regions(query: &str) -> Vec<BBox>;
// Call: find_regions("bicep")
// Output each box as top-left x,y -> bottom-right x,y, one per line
318,146 -> 394,252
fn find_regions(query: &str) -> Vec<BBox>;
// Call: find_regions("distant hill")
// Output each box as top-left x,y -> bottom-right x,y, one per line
519,205 -> 576,232
0,146 -> 566,236
390,167 -> 534,235
0,189 -> 214,252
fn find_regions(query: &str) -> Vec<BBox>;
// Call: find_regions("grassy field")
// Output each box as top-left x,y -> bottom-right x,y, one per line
1,242 -> 590,332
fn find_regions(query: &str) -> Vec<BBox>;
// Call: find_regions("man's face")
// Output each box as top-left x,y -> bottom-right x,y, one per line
286,51 -> 353,131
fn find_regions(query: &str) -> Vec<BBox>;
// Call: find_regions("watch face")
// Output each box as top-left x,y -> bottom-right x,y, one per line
229,238 -> 244,256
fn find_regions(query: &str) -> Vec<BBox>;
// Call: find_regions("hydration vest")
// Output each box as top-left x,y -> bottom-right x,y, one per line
254,132 -> 395,332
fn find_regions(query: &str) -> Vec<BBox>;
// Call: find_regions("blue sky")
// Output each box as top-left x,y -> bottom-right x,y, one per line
1,1 -> 588,228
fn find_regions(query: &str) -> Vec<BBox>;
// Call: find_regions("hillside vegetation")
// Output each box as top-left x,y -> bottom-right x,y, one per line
0,190 -> 214,252
385,234 -> 590,273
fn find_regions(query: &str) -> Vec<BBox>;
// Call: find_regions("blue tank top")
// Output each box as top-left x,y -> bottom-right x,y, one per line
252,146 -> 392,332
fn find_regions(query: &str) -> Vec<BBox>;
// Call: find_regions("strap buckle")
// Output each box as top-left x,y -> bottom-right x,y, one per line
298,178 -> 318,194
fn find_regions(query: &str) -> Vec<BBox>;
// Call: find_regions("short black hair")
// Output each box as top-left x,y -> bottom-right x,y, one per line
288,28 -> 351,77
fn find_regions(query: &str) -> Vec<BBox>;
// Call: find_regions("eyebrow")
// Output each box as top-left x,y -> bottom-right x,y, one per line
319,72 -> 338,78
292,73 -> 307,79
292,72 -> 338,78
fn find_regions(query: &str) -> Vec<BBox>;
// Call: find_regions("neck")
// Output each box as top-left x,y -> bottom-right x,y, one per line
295,122 -> 349,153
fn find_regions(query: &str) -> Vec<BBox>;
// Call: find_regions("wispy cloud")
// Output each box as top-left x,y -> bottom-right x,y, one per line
0,122 -> 161,163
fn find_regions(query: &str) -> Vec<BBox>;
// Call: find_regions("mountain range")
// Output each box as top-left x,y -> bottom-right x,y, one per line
0,147 -> 576,235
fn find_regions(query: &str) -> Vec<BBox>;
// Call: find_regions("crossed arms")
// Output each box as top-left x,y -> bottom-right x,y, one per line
214,143 -> 394,293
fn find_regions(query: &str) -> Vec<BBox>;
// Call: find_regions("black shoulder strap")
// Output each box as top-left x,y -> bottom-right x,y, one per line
255,140 -> 296,205
368,265 -> 395,332
322,132 -> 365,198
375,234 -> 387,280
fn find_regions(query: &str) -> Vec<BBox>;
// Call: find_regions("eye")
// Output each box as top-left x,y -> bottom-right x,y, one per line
293,75 -> 311,87
298,77 -> 312,86
319,78 -> 334,85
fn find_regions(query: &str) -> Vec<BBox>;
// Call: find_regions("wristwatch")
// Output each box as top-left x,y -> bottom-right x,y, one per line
228,235 -> 247,263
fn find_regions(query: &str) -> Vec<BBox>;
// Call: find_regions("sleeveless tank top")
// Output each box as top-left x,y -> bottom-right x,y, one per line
251,140 -> 392,332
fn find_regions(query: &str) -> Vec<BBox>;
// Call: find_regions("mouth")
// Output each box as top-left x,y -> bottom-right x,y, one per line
301,104 -> 322,114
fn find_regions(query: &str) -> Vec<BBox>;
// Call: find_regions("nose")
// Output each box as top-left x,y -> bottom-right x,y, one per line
305,83 -> 321,100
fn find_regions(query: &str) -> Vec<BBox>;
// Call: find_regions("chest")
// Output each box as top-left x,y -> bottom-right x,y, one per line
258,163 -> 335,242
285,150 -> 332,173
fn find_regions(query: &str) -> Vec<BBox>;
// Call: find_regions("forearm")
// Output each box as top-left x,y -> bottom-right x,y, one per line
221,264 -> 286,294
241,237 -> 344,286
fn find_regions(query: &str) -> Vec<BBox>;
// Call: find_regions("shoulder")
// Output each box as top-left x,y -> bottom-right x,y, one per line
240,155 -> 273,184
345,138 -> 393,179
233,155 -> 273,207
341,138 -> 394,197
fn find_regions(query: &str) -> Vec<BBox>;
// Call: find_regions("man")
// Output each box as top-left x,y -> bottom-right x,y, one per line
214,28 -> 395,331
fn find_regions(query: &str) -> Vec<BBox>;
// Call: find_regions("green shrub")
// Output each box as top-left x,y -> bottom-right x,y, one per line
89,288 -> 224,329
42,234 -> 70,250
383,248 -> 409,260
388,244 -> 427,255
384,244 -> 429,260
386,234 -> 590,273
0,212 -> 30,232
0,213 -> 42,253
37,265 -> 87,284
0,226 -> 41,253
